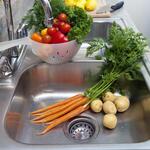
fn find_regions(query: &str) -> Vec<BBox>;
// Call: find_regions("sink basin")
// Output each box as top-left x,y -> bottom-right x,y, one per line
4,62 -> 150,144
4,19 -> 150,145
85,18 -> 126,41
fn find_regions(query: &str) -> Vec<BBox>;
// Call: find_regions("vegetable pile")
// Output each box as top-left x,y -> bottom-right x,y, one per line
23,0 -> 93,43
31,13 -> 71,44
30,23 -> 147,135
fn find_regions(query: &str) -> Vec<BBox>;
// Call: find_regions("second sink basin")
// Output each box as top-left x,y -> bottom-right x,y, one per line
5,62 -> 150,145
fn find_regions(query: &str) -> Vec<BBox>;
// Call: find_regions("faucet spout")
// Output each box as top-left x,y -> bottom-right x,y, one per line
40,0 -> 53,27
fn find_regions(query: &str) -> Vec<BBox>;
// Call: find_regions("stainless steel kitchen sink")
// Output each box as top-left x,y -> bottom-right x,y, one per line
86,18 -> 126,41
4,61 -> 150,145
4,19 -> 150,145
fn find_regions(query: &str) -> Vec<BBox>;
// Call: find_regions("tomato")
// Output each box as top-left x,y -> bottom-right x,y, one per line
31,33 -> 42,43
47,27 -> 58,36
58,13 -> 68,22
51,31 -> 65,43
61,36 -> 69,43
59,23 -> 71,34
42,35 -> 52,43
53,18 -> 59,27
41,28 -> 47,36
58,21 -> 65,30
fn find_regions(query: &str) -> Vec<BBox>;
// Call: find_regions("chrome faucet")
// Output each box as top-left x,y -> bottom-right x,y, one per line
0,0 -> 53,78
40,0 -> 53,27
3,0 -> 18,68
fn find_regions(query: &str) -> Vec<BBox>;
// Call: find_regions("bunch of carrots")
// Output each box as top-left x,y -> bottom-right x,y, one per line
30,94 -> 90,135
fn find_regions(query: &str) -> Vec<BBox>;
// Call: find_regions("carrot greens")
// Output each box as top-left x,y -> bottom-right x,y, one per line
85,23 -> 147,100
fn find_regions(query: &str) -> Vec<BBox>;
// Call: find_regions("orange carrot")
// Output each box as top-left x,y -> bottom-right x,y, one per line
37,105 -> 89,135
32,96 -> 84,121
31,94 -> 82,115
32,97 -> 88,124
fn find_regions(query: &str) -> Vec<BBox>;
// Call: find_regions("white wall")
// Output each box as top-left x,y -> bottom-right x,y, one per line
124,0 -> 150,42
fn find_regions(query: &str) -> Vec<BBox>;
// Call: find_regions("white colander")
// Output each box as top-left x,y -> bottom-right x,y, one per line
0,37 -> 80,64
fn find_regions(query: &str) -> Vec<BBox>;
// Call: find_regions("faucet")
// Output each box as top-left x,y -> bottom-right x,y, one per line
40,0 -> 53,27
3,0 -> 18,68
0,0 -> 53,78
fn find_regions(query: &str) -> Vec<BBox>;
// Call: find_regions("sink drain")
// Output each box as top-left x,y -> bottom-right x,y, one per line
64,116 -> 99,143
69,121 -> 95,140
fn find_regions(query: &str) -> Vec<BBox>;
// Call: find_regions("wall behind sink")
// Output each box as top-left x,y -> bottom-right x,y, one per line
107,0 -> 150,45
124,0 -> 150,45
0,0 -> 34,41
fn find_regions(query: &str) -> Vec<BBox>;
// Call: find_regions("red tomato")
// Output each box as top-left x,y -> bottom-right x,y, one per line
58,21 -> 65,30
53,18 -> 59,27
58,13 -> 68,22
31,33 -> 42,43
61,36 -> 69,43
47,27 -> 58,36
42,35 -> 52,43
55,27 -> 59,31
51,31 -> 65,43
59,23 -> 71,34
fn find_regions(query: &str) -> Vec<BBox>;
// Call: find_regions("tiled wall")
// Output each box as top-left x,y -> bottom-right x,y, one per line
0,0 -> 34,41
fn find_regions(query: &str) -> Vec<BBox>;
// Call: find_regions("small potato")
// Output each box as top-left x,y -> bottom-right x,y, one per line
102,91 -> 116,102
103,114 -> 117,129
114,96 -> 130,112
103,101 -> 117,114
90,99 -> 103,113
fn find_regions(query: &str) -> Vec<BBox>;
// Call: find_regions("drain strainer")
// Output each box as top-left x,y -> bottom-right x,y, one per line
69,121 -> 95,140
64,117 -> 99,143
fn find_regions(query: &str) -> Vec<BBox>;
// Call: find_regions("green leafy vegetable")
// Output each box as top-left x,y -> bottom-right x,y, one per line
84,23 -> 147,100
23,0 -> 93,43
86,38 -> 105,56
66,7 -> 93,43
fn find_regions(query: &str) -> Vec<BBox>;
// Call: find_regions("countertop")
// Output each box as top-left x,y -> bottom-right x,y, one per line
0,6 -> 150,150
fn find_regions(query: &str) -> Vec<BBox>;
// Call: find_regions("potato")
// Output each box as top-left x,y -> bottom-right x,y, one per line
90,99 -> 103,112
114,96 -> 130,112
103,114 -> 117,129
102,91 -> 116,102
103,101 -> 117,114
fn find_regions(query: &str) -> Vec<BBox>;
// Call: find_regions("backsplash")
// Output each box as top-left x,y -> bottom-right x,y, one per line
0,0 -> 34,41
